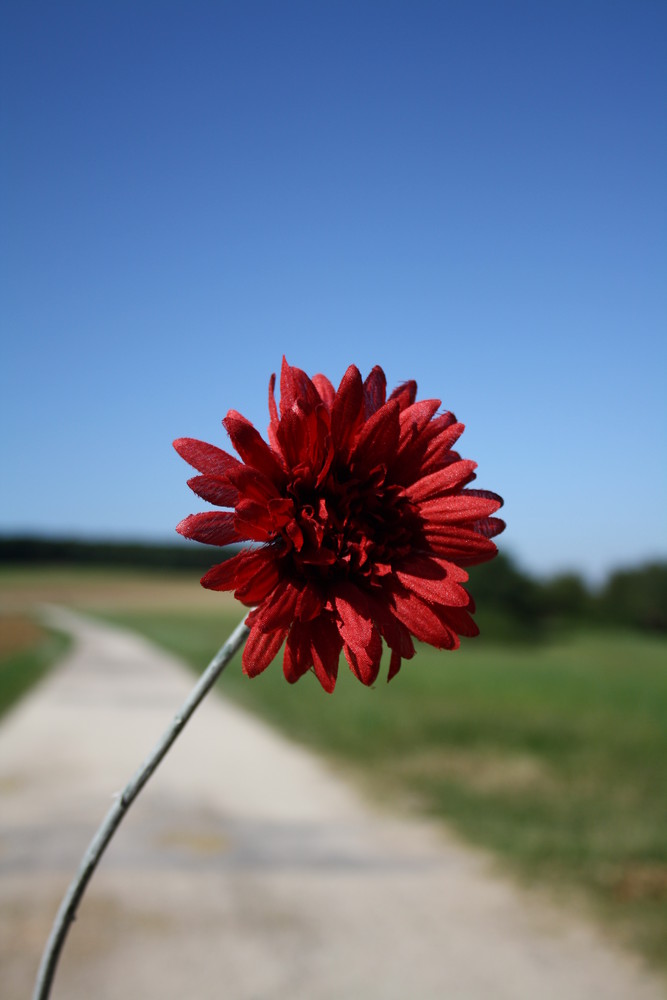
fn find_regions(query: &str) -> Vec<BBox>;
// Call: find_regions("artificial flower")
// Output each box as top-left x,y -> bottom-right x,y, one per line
175,359 -> 504,691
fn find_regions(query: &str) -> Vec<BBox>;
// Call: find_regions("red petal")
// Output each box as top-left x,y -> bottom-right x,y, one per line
200,552 -> 247,591
362,366 -> 387,418
466,489 -> 505,508
246,579 -> 299,632
229,465 -> 281,503
364,587 -> 416,660
187,474 -> 238,507
419,492 -> 503,523
474,516 -> 506,539
310,617 -> 342,692
349,399 -> 400,474
388,380 -> 417,410
397,399 -> 442,448
395,555 -> 471,608
267,372 -> 281,454
335,589 -> 383,685
382,616 -> 415,660
422,525 -> 498,565
283,622 -> 312,683
312,373 -> 336,409
279,356 -> 321,417
417,490 -> 502,527
243,625 -> 287,677
277,401 -> 332,479
331,365 -> 364,455
405,460 -> 478,502
392,415 -> 464,484
223,410 -> 286,482
416,422 -> 466,476
390,586 -> 460,649
435,604 -> 479,638
176,512 -> 240,546
343,631 -> 382,686
295,583 -> 324,622
391,400 -> 442,475
233,516 -> 272,543
173,438 -> 241,476
234,552 -> 281,604
235,498 -> 274,531
388,648 -> 402,681
334,584 -> 372,637
402,553 -> 469,585
313,408 -> 334,486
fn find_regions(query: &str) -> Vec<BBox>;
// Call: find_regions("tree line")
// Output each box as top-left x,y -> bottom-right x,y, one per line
468,553 -> 667,638
1,536 -> 665,637
0,536 -> 227,571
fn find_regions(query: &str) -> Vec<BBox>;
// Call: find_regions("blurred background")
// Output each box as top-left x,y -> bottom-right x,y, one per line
1,0 -> 666,990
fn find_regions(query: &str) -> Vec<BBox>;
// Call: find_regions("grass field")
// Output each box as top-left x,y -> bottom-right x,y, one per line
0,613 -> 70,720
1,566 -> 666,971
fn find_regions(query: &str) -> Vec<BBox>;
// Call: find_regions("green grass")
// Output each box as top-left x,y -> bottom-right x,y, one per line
0,625 -> 71,720
95,607 -> 667,971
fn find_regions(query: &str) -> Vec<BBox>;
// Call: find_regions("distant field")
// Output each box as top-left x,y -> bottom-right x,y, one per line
0,564 -> 236,612
2,566 -> 666,973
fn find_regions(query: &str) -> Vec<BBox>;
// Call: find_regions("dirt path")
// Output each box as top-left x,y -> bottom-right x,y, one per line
1,609 -> 664,1000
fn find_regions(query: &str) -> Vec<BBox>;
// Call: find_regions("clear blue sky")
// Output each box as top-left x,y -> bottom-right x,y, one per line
2,1 -> 665,582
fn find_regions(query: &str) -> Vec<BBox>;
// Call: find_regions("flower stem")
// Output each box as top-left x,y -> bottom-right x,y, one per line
33,614 -> 250,1000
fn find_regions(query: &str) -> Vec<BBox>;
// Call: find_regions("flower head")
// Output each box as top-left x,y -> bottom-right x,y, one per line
175,359 -> 504,692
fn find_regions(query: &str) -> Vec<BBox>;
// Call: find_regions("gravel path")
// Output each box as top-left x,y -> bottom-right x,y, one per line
1,609 -> 664,1000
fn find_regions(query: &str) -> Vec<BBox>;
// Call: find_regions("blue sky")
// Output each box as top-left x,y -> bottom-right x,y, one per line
2,1 -> 665,582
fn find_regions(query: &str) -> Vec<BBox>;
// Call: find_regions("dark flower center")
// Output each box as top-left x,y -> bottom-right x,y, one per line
278,470 -> 419,585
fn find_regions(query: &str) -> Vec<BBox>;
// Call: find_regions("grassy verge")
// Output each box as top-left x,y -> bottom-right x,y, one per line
96,607 -> 667,972
0,615 -> 71,720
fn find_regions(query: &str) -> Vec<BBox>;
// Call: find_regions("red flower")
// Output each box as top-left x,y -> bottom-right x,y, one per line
175,359 -> 504,692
